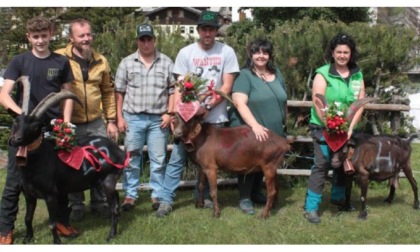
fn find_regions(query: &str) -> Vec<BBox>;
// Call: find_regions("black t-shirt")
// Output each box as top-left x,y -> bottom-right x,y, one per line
4,51 -> 74,125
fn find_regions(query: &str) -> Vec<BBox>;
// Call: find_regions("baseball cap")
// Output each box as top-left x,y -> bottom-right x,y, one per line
197,11 -> 220,28
136,24 -> 155,39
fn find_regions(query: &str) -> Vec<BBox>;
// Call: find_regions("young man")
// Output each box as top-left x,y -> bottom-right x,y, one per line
0,16 -> 75,244
55,18 -> 118,221
115,23 -> 174,211
155,11 -> 239,217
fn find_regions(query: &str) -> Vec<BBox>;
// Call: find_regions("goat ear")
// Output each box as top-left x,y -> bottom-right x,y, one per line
7,108 -> 20,118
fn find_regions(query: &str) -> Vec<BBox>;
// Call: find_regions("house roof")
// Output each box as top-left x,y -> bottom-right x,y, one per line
144,7 -> 202,16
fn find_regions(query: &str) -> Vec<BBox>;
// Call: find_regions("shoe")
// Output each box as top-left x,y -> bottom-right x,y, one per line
0,231 -> 13,244
91,205 -> 111,218
151,198 -> 160,211
56,223 -> 79,238
304,211 -> 321,224
203,199 -> 214,209
122,197 -> 136,211
239,199 -> 255,215
251,192 -> 267,205
70,208 -> 84,221
156,203 -> 172,218
330,199 -> 356,212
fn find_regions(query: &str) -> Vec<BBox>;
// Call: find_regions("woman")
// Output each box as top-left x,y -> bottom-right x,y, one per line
304,33 -> 365,224
229,38 -> 287,215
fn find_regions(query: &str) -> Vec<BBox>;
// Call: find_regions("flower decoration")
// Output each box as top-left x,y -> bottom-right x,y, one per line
324,101 -> 348,135
175,73 -> 208,103
45,119 -> 77,152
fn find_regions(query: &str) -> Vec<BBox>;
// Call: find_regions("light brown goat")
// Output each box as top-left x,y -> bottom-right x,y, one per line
173,112 -> 291,219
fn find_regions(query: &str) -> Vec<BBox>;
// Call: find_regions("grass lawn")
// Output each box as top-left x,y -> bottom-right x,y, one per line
0,145 -> 420,245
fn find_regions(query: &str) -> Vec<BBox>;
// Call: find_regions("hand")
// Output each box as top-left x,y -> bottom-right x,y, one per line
107,122 -> 119,142
251,124 -> 269,142
160,114 -> 172,129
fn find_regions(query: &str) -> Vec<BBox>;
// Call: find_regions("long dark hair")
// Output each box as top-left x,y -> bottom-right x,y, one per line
325,33 -> 359,69
245,38 -> 276,75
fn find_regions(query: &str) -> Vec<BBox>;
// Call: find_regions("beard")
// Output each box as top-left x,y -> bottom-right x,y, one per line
75,45 -> 92,61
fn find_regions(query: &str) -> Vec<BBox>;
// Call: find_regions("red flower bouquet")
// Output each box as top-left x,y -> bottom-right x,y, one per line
322,101 -> 349,152
175,73 -> 208,122
176,73 -> 208,103
46,119 -> 77,152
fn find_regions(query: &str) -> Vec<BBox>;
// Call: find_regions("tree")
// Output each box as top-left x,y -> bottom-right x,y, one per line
246,7 -> 371,30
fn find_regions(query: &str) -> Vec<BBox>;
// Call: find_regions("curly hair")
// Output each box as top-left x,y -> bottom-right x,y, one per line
26,16 -> 52,33
325,33 -> 359,69
245,38 -> 276,75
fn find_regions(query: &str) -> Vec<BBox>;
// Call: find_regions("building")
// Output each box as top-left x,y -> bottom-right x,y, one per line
138,7 -> 232,39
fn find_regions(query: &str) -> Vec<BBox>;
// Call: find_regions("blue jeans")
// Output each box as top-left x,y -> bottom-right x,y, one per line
122,112 -> 169,200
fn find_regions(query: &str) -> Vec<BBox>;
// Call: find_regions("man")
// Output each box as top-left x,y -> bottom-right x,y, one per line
0,16 -> 75,244
155,10 -> 239,217
115,23 -> 174,211
55,18 -> 118,221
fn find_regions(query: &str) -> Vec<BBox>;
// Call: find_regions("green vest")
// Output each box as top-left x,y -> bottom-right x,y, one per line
310,64 -> 363,126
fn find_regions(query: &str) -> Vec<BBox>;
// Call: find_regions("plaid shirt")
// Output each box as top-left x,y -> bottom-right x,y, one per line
115,50 -> 174,114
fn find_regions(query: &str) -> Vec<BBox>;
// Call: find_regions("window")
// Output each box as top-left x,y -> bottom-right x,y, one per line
167,9 -> 172,17
179,9 -> 184,18
181,26 -> 185,34
189,26 -> 194,34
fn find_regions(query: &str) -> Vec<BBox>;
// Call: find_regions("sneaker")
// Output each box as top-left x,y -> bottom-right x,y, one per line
304,211 -> 321,224
251,192 -> 267,205
330,199 -> 356,212
0,231 -> 13,244
70,208 -> 85,221
203,199 -> 214,209
151,198 -> 160,211
56,223 -> 79,238
122,197 -> 136,211
156,203 -> 172,218
91,205 -> 111,218
239,199 -> 255,215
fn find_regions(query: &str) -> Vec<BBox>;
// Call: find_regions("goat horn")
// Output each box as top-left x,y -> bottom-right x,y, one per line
214,90 -> 234,104
29,90 -> 82,119
346,97 -> 378,123
17,76 -> 31,114
314,93 -> 328,119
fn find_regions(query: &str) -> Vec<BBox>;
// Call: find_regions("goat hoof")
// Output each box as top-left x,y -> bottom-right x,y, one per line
383,198 -> 392,204
413,202 -> 420,209
358,212 -> 367,220
212,212 -> 221,218
23,236 -> 33,244
53,238 -> 62,244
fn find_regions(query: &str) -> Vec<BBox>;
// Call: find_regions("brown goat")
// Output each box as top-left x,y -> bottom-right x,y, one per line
331,133 -> 419,219
172,112 -> 291,219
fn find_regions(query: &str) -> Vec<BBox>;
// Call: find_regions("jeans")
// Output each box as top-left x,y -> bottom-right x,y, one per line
68,118 -> 108,210
0,146 -> 20,234
122,112 -> 169,200
158,123 -> 225,206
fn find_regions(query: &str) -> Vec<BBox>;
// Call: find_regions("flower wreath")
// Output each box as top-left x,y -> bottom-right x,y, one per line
175,73 -> 208,103
45,119 -> 77,152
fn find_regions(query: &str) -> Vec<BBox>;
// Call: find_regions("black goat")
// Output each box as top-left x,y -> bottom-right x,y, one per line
8,77 -> 128,244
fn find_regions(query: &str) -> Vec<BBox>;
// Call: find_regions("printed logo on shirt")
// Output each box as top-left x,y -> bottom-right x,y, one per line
350,80 -> 362,99
193,56 -> 221,67
47,68 -> 59,81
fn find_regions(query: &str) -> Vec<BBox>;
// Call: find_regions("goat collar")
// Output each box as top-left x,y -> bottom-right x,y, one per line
27,134 -> 43,151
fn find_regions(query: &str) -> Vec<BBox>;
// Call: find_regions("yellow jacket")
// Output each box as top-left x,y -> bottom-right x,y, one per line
55,43 -> 116,124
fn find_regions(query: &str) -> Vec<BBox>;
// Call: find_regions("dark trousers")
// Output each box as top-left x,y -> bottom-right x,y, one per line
238,172 -> 264,200
0,146 -> 20,234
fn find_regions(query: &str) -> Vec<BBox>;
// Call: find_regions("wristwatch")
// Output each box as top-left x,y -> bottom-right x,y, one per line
205,104 -> 212,110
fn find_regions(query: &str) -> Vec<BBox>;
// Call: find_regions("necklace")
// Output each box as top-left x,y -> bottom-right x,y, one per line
253,68 -> 268,83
